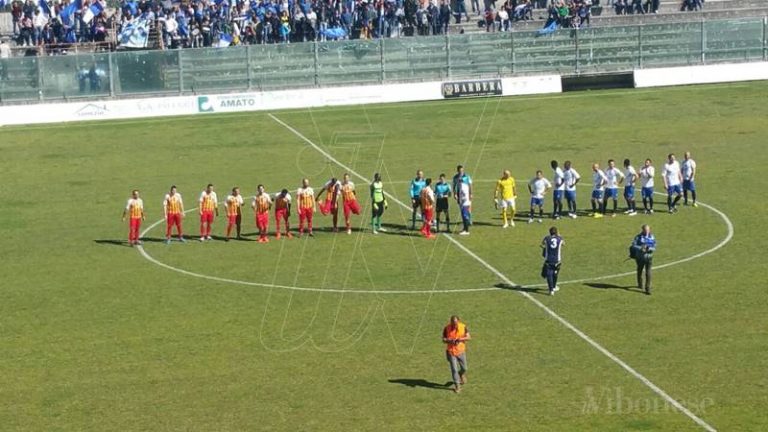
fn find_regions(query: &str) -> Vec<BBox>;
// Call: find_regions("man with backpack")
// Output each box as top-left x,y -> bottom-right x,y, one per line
630,224 -> 656,295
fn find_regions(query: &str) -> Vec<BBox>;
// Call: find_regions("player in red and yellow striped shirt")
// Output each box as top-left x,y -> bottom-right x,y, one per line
296,178 -> 316,236
340,173 -> 361,235
420,178 -> 436,239
163,185 -> 185,244
225,187 -> 244,241
122,189 -> 145,246
274,189 -> 293,239
316,177 -> 341,232
199,183 -> 219,241
252,184 -> 273,243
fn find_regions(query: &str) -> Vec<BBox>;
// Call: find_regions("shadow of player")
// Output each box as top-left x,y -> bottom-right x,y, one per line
388,378 -> 453,390
584,282 -> 646,294
494,283 -> 548,296
93,239 -> 132,247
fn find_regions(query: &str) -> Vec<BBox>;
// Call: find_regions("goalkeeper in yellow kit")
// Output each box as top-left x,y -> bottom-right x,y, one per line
494,170 -> 517,228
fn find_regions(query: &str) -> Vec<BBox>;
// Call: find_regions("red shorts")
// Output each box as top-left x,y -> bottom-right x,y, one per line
319,200 -> 336,215
201,211 -> 214,224
166,213 -> 182,226
343,200 -> 361,217
422,208 -> 434,223
299,207 -> 314,221
275,208 -> 289,221
257,212 -> 269,229
227,214 -> 240,225
130,218 -> 142,230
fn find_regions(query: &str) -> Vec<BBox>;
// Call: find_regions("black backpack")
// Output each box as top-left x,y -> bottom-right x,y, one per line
629,235 -> 641,259
629,244 -> 638,259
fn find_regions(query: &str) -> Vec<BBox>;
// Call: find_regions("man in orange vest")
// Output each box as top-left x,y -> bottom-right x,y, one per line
442,315 -> 471,393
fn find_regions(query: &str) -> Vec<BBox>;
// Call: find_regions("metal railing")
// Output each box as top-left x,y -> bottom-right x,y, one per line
0,16 -> 766,103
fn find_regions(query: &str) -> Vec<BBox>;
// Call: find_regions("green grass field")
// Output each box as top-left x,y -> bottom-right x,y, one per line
1,82 -> 767,431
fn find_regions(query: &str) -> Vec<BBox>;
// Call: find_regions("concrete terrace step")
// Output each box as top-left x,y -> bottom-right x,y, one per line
658,0 -> 768,13
449,4 -> 768,33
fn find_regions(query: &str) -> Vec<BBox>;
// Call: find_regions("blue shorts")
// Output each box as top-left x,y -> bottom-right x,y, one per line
530,197 -> 544,207
667,184 -> 682,195
565,190 -> 577,202
553,190 -> 563,201
591,190 -> 603,200
461,206 -> 471,221
683,179 -> 696,192
624,186 -> 635,200
605,188 -> 619,199
641,187 -> 654,199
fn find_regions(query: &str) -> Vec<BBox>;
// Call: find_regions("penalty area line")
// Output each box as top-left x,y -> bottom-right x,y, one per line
268,112 -> 717,432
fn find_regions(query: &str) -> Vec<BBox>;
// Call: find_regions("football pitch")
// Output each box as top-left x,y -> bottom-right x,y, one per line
1,81 -> 766,431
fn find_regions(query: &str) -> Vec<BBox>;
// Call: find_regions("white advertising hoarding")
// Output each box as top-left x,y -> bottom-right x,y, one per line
0,75 -> 562,127
634,62 -> 768,88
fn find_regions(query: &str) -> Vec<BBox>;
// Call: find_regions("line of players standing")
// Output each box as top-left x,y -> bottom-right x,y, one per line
405,154 -> 696,296
405,152 -> 698,235
526,151 -> 698,223
121,174 -> 366,246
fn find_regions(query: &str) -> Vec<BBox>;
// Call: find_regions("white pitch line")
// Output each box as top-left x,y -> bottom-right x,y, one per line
268,112 -> 718,432
379,181 -> 735,288
133,206 -> 503,294
135,213 -> 500,294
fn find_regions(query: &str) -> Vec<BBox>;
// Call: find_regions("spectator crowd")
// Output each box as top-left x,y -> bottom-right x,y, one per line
3,0 -> 544,50
9,0 -> 110,48
2,0 -> 709,52
542,0 -> 592,29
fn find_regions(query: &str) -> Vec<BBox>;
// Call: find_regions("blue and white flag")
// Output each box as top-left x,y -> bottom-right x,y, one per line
82,1 -> 103,24
118,18 -> 150,48
177,11 -> 189,36
59,0 -> 81,26
38,0 -> 52,19
322,27 -> 347,40
124,0 -> 138,16
215,33 -> 233,47
537,20 -> 558,36
65,27 -> 77,42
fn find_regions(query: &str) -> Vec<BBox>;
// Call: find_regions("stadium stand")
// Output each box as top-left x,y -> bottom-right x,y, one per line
0,0 -> 765,103
0,0 -> 765,52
